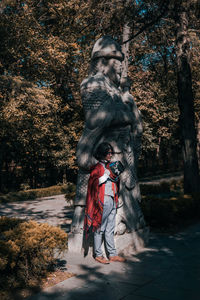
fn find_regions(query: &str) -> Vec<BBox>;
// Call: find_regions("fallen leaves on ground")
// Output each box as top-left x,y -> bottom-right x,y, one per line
1,270 -> 75,300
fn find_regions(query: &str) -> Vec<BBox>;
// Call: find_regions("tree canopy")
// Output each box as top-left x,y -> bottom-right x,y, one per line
0,0 -> 199,192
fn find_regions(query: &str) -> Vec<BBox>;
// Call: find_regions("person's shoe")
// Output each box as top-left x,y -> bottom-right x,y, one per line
95,256 -> 110,264
109,255 -> 126,262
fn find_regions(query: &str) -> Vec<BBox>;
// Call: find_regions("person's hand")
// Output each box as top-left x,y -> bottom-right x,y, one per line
99,169 -> 110,185
104,169 -> 110,176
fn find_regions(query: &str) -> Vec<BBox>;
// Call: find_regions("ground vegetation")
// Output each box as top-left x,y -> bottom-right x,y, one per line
0,216 -> 68,300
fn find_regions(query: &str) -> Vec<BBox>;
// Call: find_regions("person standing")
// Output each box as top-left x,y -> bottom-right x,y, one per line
84,142 -> 126,264
70,36 -> 147,255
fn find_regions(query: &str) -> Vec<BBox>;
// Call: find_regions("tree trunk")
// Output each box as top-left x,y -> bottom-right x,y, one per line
197,120 -> 200,167
0,161 -> 2,192
121,22 -> 131,78
175,1 -> 200,194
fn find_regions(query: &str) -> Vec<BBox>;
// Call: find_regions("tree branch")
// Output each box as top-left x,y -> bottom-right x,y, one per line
121,0 -> 170,45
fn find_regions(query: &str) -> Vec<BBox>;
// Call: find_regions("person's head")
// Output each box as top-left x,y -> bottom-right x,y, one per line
89,36 -> 124,86
94,142 -> 114,162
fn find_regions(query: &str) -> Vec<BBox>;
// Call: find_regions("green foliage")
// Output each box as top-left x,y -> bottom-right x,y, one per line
64,182 -> 76,198
0,0 -> 199,190
141,187 -> 200,230
0,217 -> 67,295
140,182 -> 170,195
0,75 -> 72,171
141,176 -> 200,229
23,184 -> 72,198
140,178 -> 184,195
0,190 -> 36,203
0,184 -> 74,203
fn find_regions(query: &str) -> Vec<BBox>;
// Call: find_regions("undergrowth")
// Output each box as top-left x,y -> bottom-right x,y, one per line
0,217 -> 68,300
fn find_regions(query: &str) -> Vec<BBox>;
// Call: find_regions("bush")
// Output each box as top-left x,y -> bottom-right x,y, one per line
140,178 -> 184,195
0,217 -> 67,295
27,184 -> 70,198
0,183 -> 75,203
64,182 -> 76,199
140,178 -> 200,230
65,183 -> 76,205
141,193 -> 200,230
0,190 -> 37,203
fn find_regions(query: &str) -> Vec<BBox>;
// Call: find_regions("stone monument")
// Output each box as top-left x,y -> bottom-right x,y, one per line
68,36 -> 149,255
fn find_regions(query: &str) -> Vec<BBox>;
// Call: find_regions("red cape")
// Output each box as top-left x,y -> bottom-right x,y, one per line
84,163 -> 118,235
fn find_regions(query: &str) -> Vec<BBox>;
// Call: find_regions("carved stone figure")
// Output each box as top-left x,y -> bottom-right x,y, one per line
69,36 -> 148,253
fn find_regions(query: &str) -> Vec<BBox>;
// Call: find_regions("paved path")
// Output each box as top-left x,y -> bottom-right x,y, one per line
28,222 -> 200,300
0,194 -> 199,300
0,194 -> 73,231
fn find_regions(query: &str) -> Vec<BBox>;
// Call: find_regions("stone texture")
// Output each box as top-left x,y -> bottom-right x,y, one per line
70,36 -> 148,253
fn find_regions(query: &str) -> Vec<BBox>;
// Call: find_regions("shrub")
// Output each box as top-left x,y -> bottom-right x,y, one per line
141,193 -> 200,230
140,177 -> 200,230
0,217 -> 67,293
65,183 -> 76,205
0,183 -> 75,203
64,182 -> 76,199
140,178 -> 184,195
0,190 -> 37,203
28,184 -> 69,198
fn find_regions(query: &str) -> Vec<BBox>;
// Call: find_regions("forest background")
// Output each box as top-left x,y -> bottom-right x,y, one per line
0,0 -> 199,195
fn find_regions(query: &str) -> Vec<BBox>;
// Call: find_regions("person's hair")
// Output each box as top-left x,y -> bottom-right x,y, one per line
94,142 -> 113,160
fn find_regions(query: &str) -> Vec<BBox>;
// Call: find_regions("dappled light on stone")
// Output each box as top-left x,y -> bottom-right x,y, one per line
69,36 -> 149,254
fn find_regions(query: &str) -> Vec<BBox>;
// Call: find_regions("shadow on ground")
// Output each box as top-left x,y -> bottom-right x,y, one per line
29,223 -> 200,300
0,195 -> 73,231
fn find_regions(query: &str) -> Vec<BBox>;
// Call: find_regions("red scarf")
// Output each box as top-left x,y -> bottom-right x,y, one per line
84,163 -> 118,236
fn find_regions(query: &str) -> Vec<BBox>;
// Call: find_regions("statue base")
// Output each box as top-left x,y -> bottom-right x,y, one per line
68,226 -> 149,256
